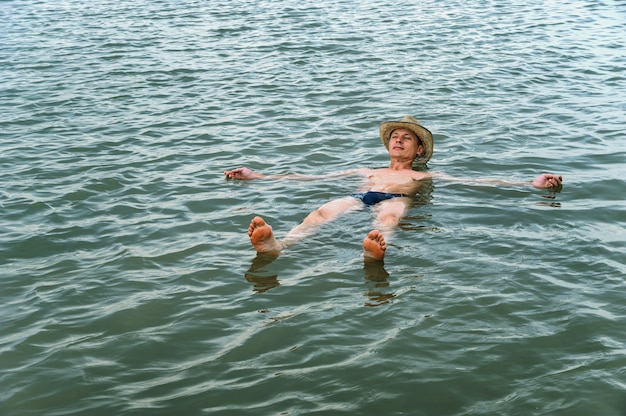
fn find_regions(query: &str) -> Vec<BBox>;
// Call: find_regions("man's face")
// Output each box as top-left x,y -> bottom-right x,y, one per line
389,128 -> 424,159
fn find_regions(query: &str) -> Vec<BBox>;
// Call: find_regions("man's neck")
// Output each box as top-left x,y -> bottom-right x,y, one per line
388,158 -> 415,171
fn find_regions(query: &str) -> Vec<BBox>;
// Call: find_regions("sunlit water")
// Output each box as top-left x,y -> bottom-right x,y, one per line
1,0 -> 625,415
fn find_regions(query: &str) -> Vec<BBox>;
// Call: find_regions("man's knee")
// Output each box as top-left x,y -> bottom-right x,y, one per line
304,198 -> 359,225
378,212 -> 401,226
376,205 -> 404,226
304,208 -> 328,224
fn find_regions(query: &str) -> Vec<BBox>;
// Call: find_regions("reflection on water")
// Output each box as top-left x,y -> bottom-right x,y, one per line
538,188 -> 563,207
245,248 -> 397,308
245,254 -> 280,293
363,259 -> 395,307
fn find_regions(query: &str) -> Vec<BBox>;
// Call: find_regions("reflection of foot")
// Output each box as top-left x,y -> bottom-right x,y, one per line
363,230 -> 386,260
245,254 -> 280,293
248,216 -> 282,254
364,260 -> 390,283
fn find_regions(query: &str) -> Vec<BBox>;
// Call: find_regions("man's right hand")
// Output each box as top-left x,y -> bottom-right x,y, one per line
224,167 -> 264,180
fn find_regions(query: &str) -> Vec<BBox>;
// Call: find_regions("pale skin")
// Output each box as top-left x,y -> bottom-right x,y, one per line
225,128 -> 563,260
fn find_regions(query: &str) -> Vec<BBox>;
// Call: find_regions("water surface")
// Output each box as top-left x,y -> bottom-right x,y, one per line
1,0 -> 625,415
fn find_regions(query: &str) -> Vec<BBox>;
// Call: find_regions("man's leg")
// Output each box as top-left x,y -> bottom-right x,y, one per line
363,199 -> 408,260
249,196 -> 362,254
281,196 -> 363,247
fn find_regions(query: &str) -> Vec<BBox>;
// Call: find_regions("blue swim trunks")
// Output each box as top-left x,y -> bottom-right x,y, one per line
350,191 -> 410,206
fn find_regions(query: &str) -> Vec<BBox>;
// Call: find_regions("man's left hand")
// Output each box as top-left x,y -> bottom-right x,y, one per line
532,173 -> 563,189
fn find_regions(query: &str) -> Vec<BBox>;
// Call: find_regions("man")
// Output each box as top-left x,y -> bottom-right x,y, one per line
224,115 -> 563,261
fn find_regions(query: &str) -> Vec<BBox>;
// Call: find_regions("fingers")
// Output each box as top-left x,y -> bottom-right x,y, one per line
224,168 -> 242,179
224,171 -> 238,179
542,173 -> 560,181
544,174 -> 563,189
532,173 -> 563,189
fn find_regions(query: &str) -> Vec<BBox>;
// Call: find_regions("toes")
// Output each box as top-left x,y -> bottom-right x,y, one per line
249,216 -> 266,236
368,230 -> 386,248
251,216 -> 265,227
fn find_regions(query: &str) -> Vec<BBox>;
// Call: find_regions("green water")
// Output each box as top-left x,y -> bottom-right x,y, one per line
1,0 -> 625,415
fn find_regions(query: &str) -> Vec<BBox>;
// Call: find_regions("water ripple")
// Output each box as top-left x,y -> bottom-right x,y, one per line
1,0 -> 625,415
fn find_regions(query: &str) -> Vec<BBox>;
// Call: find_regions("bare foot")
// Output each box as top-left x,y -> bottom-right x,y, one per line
363,230 -> 386,260
248,216 -> 283,254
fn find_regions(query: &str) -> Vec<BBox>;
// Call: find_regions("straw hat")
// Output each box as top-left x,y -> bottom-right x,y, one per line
379,115 -> 433,163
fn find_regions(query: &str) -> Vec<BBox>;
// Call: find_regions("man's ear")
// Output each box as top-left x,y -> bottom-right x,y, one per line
416,145 -> 425,156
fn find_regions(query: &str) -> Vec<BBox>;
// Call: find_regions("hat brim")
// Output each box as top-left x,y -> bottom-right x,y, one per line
379,121 -> 433,163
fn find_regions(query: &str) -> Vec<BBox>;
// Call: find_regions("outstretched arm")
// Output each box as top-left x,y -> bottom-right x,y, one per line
224,167 -> 367,181
432,172 -> 563,189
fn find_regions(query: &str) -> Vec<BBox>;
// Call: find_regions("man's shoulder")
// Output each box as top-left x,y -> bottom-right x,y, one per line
412,169 -> 431,177
410,170 -> 433,181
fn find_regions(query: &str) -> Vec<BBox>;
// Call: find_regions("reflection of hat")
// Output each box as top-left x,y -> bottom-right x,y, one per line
379,115 -> 434,163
